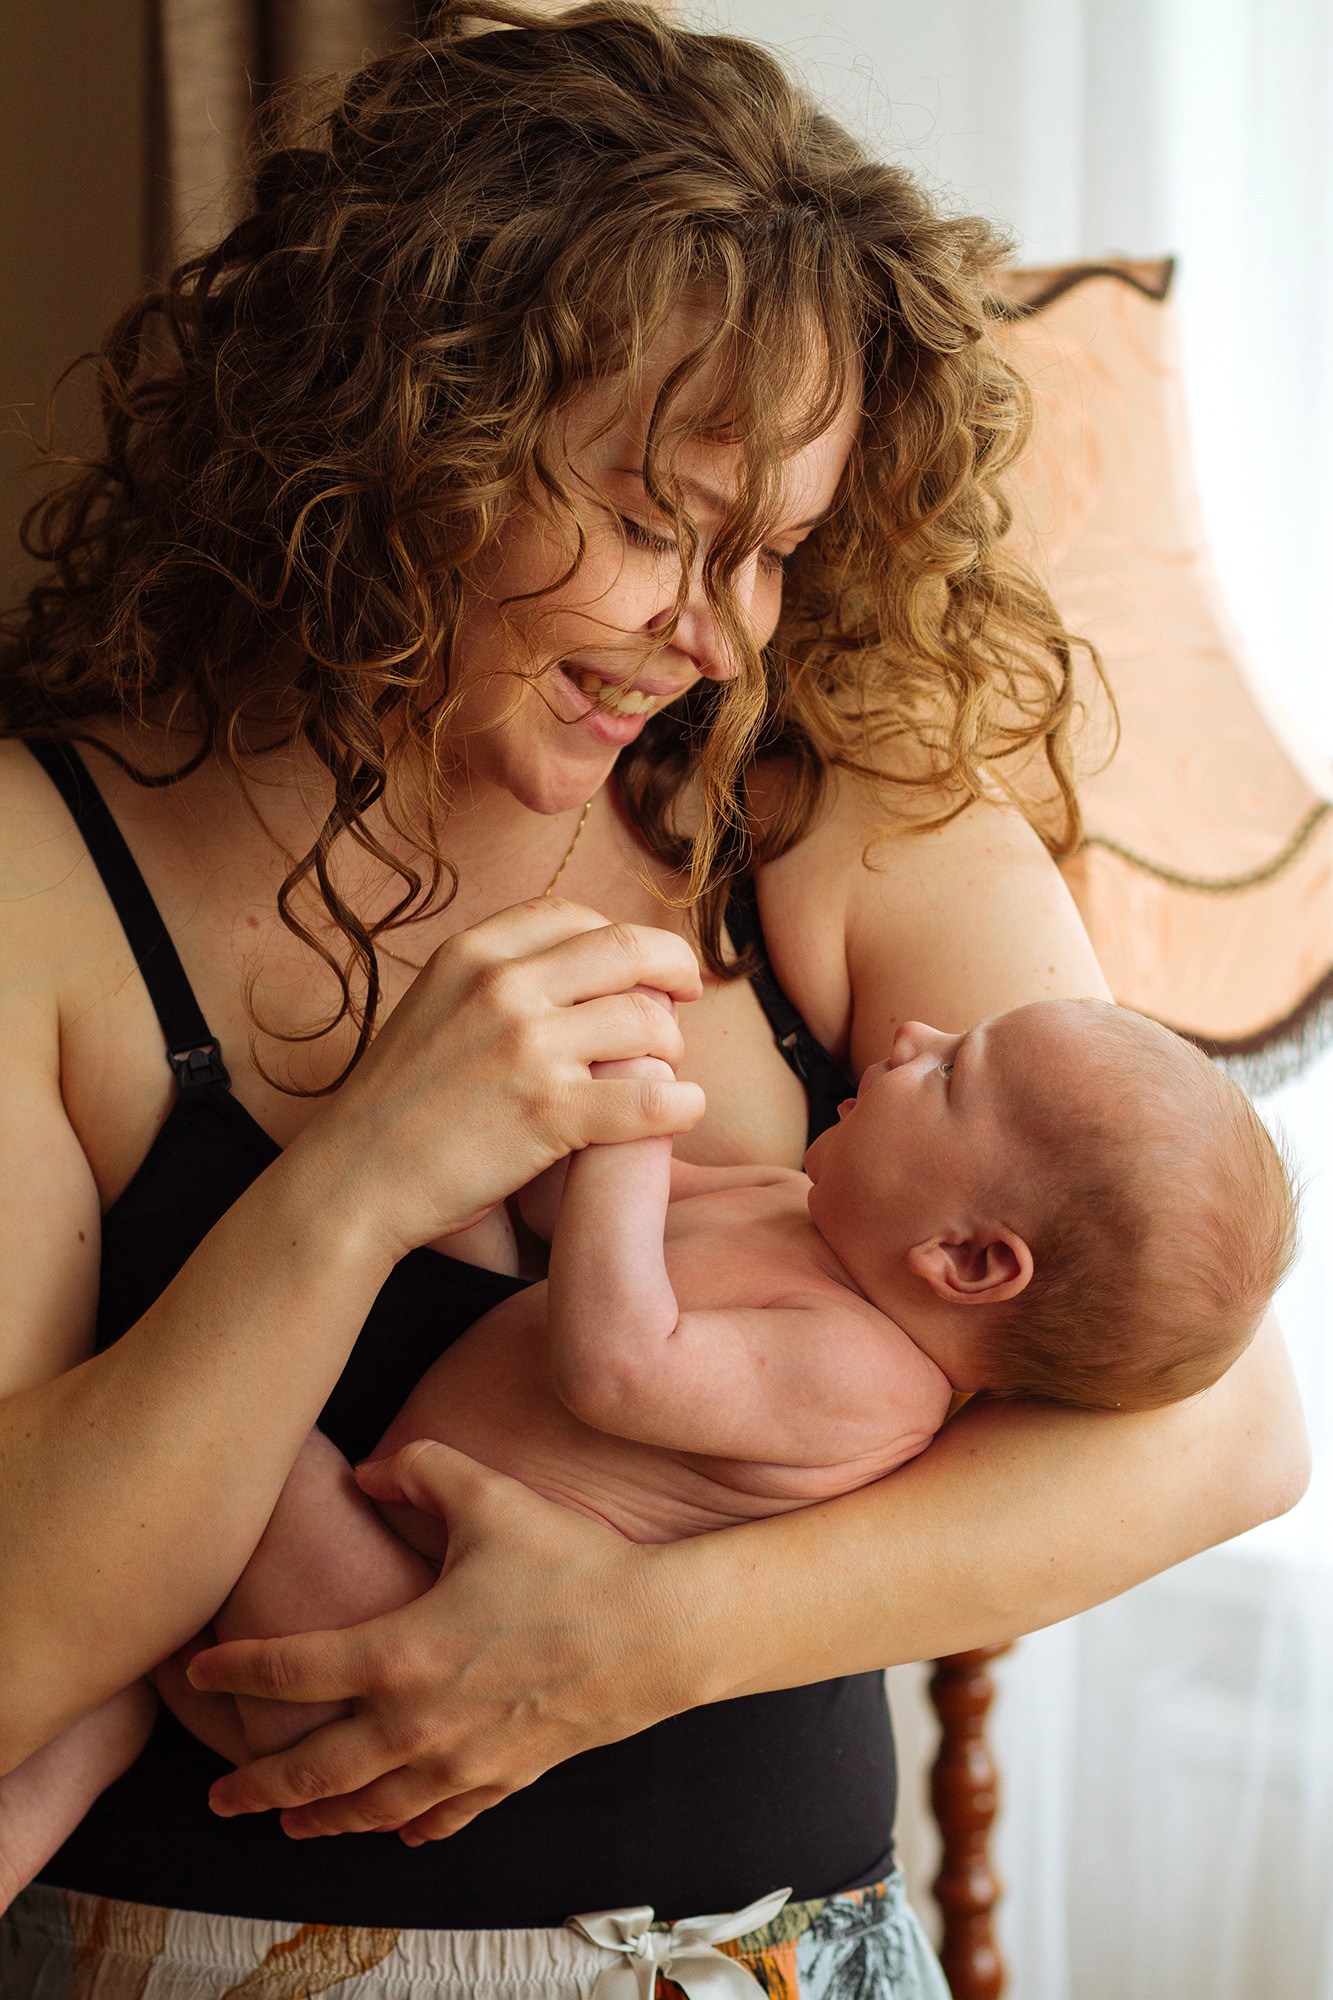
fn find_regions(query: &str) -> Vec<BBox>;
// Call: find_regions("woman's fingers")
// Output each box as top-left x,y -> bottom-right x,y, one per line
187,1625 -> 365,1708
310,899 -> 705,1256
353,1437 -> 491,1516
154,1640 -> 253,1768
529,912 -> 703,1009
204,1714 -> 388,1818
188,1445 -> 698,1844
563,991 -> 687,1070
277,1768 -> 418,1839
277,1766 -> 458,1840
397,1787 -> 510,1845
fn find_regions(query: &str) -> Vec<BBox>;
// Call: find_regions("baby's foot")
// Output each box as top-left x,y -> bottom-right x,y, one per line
0,1682 -> 155,1913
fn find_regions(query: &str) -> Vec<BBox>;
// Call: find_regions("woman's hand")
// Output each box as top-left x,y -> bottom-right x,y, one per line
185,1441 -> 700,1842
296,898 -> 705,1266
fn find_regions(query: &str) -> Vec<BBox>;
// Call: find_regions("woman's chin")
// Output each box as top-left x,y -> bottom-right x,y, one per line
476,740 -> 617,819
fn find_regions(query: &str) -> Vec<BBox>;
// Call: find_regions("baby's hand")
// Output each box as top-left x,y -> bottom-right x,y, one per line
517,1052 -> 677,1243
516,988 -> 680,1240
589,1055 -> 676,1082
425,1203 -> 520,1275
514,1160 -> 569,1245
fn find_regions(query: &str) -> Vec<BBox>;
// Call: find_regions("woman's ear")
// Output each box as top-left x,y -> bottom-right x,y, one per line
906,1227 -> 1034,1306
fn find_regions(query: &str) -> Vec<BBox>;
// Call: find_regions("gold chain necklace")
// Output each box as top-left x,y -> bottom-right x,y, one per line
542,799 -> 593,897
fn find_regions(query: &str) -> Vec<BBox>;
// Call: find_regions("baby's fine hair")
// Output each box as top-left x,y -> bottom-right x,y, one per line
989,1004 -> 1298,1412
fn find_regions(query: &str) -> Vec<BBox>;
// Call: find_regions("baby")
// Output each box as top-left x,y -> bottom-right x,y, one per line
0,998 -> 1297,1896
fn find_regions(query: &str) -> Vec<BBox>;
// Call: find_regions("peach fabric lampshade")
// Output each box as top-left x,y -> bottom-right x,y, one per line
995,263 -> 1333,1082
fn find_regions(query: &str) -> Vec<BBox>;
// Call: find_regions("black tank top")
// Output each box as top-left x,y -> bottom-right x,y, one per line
30,738 -> 897,1929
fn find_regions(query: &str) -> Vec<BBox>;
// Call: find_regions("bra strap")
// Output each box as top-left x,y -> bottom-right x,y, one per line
724,872 -> 825,1085
725,871 -> 857,1146
27,739 -> 231,1095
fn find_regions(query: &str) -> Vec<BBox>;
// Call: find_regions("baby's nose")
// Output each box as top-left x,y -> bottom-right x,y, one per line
891,1019 -> 942,1065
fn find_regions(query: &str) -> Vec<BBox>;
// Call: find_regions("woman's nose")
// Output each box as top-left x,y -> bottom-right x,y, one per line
646,558 -> 764,684
648,599 -> 739,683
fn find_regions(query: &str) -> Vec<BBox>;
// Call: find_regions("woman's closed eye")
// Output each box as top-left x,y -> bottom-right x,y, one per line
619,514 -> 679,558
620,513 -> 792,578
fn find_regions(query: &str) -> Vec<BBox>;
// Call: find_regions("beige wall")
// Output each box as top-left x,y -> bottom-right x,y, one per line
0,0 -> 149,607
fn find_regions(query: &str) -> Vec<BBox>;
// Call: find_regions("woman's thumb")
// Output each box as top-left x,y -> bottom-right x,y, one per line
355,1438 -> 492,1514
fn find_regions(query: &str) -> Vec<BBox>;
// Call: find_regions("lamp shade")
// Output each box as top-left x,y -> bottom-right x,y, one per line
996,262 -> 1333,1083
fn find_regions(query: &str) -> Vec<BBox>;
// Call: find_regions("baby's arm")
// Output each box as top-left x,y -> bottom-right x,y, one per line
545,1060 -> 950,1472
207,1428 -> 436,1758
0,1683 -> 156,1912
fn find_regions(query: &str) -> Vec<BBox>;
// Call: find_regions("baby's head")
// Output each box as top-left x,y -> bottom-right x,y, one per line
804,999 -> 1298,1410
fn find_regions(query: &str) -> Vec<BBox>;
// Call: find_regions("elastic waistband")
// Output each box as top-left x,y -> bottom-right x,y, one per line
3,1874 -> 928,2000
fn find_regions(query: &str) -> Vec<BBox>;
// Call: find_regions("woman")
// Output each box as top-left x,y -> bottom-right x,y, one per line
0,2 -> 1306,1994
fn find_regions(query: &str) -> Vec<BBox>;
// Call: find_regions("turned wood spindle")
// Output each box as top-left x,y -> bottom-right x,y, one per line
929,1644 -> 1012,2000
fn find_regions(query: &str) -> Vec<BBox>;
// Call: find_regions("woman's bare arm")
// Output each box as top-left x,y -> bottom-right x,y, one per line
684,1303 -> 1303,1694
0,875 -> 704,1774
185,788 -> 1306,1842
191,1313 -> 1302,1846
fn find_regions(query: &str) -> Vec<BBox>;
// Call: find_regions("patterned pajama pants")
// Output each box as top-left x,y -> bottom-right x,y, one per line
2,1871 -> 949,2000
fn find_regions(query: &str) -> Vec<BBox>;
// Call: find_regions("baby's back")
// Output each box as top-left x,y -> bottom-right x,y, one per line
380,1169 -> 950,1542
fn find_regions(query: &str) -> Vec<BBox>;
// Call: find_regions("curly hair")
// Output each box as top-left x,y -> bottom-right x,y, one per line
0,0 -> 1095,1085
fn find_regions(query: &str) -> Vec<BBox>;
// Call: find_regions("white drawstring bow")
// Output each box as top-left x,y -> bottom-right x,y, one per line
566,1888 -> 792,2000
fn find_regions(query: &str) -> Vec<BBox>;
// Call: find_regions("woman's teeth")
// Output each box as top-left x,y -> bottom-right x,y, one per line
575,669 -> 656,716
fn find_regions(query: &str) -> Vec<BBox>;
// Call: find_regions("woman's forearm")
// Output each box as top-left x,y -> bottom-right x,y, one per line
0,1130 -> 394,1770
666,1311 -> 1309,1702
178,1316 -> 1306,1841
0,903 -> 708,1775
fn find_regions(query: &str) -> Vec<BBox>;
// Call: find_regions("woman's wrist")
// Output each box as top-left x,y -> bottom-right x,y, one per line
640,1532 -> 768,1713
273,1112 -> 414,1285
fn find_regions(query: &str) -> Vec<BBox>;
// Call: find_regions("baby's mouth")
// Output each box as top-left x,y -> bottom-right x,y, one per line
572,669 -> 659,718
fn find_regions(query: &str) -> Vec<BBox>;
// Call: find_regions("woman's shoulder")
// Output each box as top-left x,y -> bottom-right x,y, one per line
748,755 -> 1108,1064
0,736 -> 95,988
0,733 -> 168,1151
0,738 -> 107,1389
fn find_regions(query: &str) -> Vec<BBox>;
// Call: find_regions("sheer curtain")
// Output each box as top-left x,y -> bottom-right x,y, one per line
694,3 -> 1333,1994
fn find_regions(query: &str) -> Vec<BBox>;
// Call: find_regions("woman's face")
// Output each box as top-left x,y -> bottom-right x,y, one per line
448,330 -> 861,816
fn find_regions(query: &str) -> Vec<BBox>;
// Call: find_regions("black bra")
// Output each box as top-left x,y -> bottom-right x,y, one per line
28,736 -> 854,1141
29,734 -> 892,1931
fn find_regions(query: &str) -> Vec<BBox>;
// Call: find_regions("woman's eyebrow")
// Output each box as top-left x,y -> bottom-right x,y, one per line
616,467 -> 829,533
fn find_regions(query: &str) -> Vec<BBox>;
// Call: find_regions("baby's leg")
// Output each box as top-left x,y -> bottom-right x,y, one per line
0,1681 -> 156,1914
211,1428 -> 435,1758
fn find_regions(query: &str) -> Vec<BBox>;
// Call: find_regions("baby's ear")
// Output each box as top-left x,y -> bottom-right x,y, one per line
907,1227 -> 1034,1307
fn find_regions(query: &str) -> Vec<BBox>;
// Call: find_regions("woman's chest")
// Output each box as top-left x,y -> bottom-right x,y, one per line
58,808 -> 825,1210
672,973 -> 809,1168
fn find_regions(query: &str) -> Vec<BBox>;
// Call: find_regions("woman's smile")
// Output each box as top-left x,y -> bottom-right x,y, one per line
550,660 -> 688,745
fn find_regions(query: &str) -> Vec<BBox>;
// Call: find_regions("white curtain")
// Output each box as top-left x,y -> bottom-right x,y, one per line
695,3 -> 1333,1993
